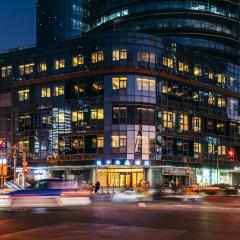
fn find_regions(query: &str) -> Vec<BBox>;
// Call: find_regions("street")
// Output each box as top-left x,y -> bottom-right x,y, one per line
0,197 -> 240,240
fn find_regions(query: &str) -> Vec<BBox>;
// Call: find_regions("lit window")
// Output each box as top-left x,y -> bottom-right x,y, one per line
111,135 -> 126,148
192,92 -> 199,102
39,62 -> 47,72
18,89 -> 30,101
217,74 -> 226,84
217,97 -> 226,108
178,62 -> 189,72
74,84 -> 84,94
72,138 -> 84,148
163,57 -> 173,68
208,94 -> 215,105
42,115 -> 51,125
97,137 -> 104,148
194,142 -> 202,154
112,49 -> 127,61
208,144 -> 214,154
192,116 -> 201,132
91,109 -> 104,120
194,66 -> 202,76
112,107 -> 127,121
1,66 -> 12,77
218,146 -> 226,156
92,82 -> 103,91
120,136 -> 127,147
54,86 -> 65,96
19,63 -> 34,75
112,77 -> 127,90
138,52 -> 155,63
18,140 -> 29,150
92,51 -> 104,63
72,55 -> 84,66
179,113 -> 189,131
136,77 -> 156,91
57,112 -> 65,123
55,59 -> 65,69
19,65 -> 24,76
208,71 -> 214,80
72,110 -> 84,122
41,87 -> 51,98
163,111 -> 176,128
217,122 -> 225,132
59,138 -> 65,151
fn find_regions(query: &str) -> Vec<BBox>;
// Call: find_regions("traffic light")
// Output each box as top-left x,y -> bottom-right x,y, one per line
23,166 -> 29,174
0,139 -> 7,150
228,148 -> 235,161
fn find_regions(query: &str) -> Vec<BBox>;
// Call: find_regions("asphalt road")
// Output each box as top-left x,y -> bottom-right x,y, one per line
0,197 -> 240,240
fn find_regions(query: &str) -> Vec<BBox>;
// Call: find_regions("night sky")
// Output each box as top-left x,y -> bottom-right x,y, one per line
0,0 -> 36,52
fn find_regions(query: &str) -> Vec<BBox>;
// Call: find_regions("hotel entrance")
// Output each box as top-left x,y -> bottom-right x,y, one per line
97,167 -> 143,188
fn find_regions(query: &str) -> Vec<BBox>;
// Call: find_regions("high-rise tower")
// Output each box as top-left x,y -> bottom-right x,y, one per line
37,0 -> 89,45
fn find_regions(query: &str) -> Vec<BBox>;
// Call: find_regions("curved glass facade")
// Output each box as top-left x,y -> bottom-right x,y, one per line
0,0 -> 239,186
1,32 -> 239,173
90,0 -> 240,58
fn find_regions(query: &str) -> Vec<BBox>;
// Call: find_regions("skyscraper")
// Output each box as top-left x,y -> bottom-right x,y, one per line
0,0 -> 239,187
37,0 -> 89,45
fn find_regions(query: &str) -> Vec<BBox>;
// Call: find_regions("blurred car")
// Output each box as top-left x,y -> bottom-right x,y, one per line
0,179 -> 91,208
201,184 -> 238,195
111,189 -> 152,203
0,180 -> 30,194
233,185 -> 240,194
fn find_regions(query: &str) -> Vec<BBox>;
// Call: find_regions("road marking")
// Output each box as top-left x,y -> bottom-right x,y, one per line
138,203 -> 146,207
